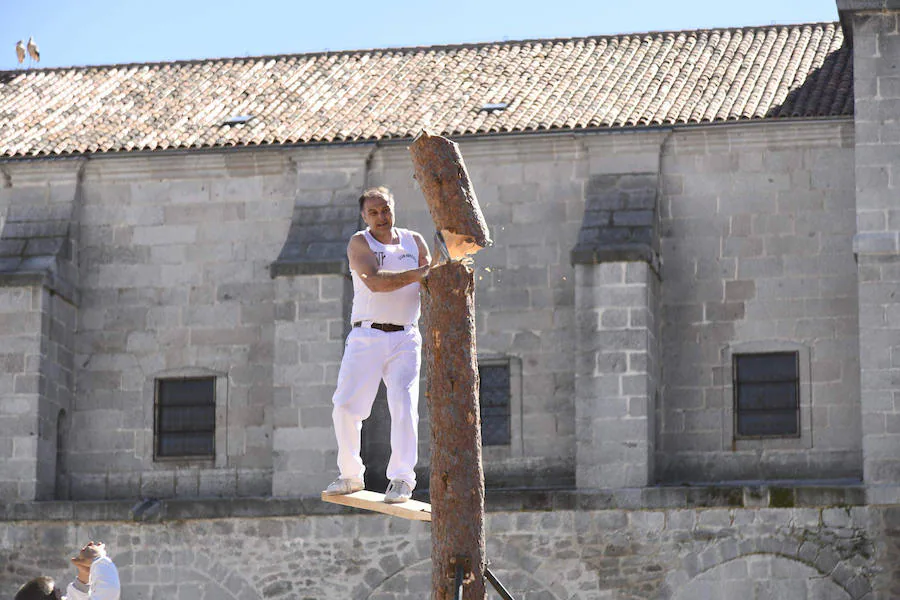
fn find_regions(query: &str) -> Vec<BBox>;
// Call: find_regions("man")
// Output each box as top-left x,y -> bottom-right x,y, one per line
14,541 -> 120,600
324,186 -> 431,504
66,541 -> 119,600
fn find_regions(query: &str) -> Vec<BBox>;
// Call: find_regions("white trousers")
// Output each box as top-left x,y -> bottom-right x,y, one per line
332,325 -> 421,488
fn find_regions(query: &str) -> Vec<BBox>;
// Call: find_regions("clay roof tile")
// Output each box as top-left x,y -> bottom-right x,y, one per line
0,22 -> 851,158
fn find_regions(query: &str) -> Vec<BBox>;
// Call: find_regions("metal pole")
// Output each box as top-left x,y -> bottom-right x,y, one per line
484,567 -> 516,600
454,562 -> 464,600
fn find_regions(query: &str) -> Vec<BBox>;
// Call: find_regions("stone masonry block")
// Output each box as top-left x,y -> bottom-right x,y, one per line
854,232 -> 899,255
140,471 -> 175,498
170,471 -> 199,498
612,211 -> 654,227
597,286 -> 648,307
132,225 -> 197,246
295,170 -> 352,191
704,302 -> 745,322
198,470 -> 237,497
599,308 -> 628,329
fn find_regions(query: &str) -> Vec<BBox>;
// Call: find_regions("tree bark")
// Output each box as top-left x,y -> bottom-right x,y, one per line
423,262 -> 486,600
410,131 -> 492,259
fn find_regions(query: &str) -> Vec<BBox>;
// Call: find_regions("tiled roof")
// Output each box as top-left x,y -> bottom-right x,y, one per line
0,22 -> 851,158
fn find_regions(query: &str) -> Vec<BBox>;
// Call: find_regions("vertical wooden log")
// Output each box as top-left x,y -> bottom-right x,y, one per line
412,130 -> 489,600
423,262 -> 486,600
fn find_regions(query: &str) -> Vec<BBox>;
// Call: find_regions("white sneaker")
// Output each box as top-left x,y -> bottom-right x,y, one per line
323,477 -> 364,496
384,479 -> 412,504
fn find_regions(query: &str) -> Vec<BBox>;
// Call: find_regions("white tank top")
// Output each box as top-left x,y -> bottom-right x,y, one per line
350,228 -> 421,326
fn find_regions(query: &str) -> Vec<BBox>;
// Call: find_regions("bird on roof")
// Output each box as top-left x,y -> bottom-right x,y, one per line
26,36 -> 39,64
15,41 -> 25,66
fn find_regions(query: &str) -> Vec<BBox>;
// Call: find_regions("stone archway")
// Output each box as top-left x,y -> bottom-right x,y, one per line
362,556 -> 431,600
663,534 -> 871,600
672,555 -> 850,600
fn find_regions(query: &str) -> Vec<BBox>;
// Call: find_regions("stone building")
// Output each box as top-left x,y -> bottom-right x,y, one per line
1,1 -> 900,598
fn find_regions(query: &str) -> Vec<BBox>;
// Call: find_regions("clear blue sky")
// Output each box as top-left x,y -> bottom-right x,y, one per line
1,0 -> 839,71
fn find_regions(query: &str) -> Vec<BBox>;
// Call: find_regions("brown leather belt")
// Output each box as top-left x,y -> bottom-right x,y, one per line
353,321 -> 405,332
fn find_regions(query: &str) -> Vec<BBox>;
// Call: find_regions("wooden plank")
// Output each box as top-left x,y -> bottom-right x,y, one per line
320,490 -> 432,522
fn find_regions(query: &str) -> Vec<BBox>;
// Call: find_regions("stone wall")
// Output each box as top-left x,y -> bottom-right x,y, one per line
654,121 -> 861,483
575,261 -> 660,489
0,136 -> 592,499
37,289 -> 77,501
455,138 -> 586,487
0,286 -> 42,501
271,273 -> 349,497
0,487 -> 890,599
0,284 -> 74,503
0,163 -> 81,503
70,153 -> 301,499
0,117 -> 866,500
840,1 -> 900,503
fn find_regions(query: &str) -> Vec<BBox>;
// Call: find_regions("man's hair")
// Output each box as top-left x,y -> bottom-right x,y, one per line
15,576 -> 57,600
358,186 -> 394,211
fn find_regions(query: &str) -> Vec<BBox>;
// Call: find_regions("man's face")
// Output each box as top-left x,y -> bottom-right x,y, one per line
361,194 -> 395,234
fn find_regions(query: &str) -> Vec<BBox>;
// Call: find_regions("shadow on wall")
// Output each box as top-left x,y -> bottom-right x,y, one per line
55,409 -> 69,501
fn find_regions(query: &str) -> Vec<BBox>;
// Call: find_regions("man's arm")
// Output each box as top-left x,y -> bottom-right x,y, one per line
66,558 -> 120,600
88,557 -> 120,600
348,234 -> 429,293
413,231 -> 432,267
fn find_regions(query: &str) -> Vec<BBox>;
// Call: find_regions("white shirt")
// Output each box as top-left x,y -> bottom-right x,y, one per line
350,228 -> 421,326
65,556 -> 120,600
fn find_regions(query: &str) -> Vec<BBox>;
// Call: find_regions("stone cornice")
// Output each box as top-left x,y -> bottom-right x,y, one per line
835,0 -> 900,43
0,269 -> 79,305
0,157 -> 86,187
0,483 -> 867,522
571,245 -> 662,274
0,120 -> 851,182
836,0 -> 900,10
673,119 -> 853,154
41,144 -> 375,183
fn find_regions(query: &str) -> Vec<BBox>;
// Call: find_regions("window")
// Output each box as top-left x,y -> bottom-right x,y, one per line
479,362 -> 511,446
734,352 -> 800,438
155,377 -> 216,459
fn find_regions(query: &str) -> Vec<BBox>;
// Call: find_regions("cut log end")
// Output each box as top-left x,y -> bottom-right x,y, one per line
441,230 -> 488,261
409,131 -> 492,253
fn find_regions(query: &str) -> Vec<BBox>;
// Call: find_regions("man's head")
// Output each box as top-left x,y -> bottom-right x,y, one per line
71,541 -> 106,573
359,187 -> 395,235
14,576 -> 60,600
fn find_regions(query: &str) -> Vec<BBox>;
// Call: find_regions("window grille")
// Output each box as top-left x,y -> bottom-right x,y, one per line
734,352 -> 800,438
155,377 -> 216,459
479,363 -> 511,446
